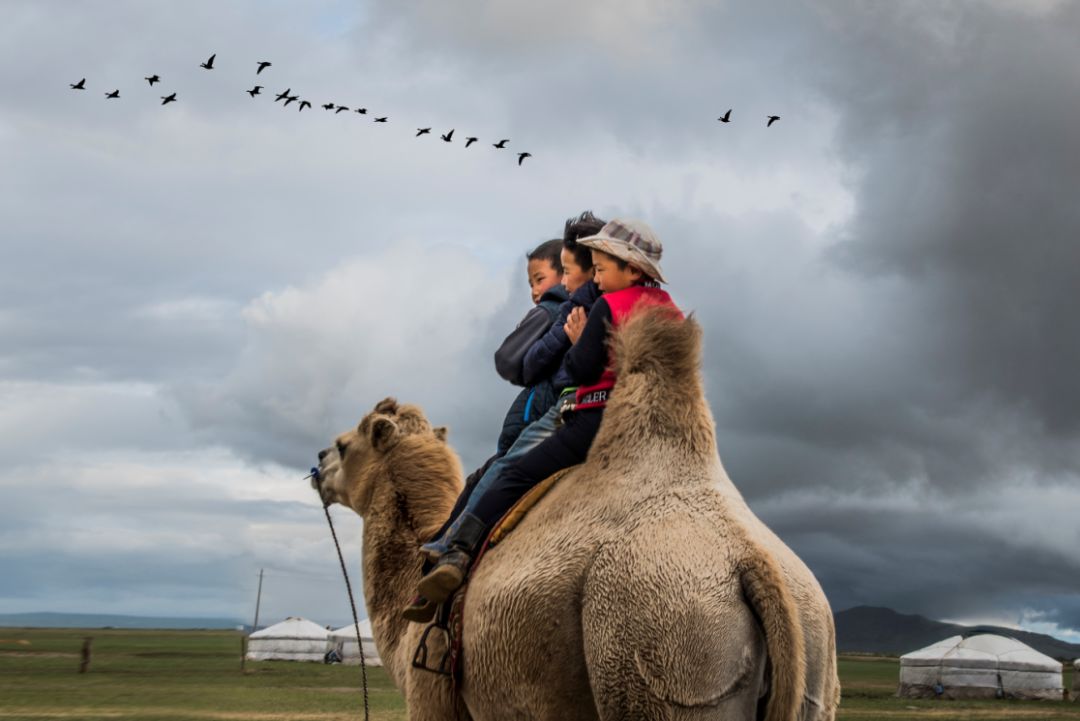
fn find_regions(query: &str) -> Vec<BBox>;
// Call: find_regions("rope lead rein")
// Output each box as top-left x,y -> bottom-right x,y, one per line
307,467 -> 370,721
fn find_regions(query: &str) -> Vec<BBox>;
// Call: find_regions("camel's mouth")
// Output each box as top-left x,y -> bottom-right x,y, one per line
312,447 -> 342,505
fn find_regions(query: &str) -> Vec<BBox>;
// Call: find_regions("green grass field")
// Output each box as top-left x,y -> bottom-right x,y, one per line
1,629 -> 1076,720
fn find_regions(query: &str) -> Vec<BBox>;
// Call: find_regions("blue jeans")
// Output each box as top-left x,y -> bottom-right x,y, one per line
467,401 -> 561,513
422,400 -> 563,554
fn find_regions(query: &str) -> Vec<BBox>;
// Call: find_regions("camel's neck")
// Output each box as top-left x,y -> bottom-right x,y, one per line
360,497 -> 428,680
350,444 -> 461,682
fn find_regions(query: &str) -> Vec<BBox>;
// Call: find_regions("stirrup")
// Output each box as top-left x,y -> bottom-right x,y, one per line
411,618 -> 453,676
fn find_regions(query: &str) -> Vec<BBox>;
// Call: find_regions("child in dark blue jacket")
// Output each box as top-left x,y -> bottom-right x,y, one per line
404,213 -> 606,622
493,239 -> 568,455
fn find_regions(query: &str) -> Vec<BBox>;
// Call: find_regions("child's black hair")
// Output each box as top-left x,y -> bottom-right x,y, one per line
562,210 -> 606,271
527,238 -> 564,274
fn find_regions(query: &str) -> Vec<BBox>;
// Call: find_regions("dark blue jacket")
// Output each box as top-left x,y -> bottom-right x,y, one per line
494,285 -> 568,454
522,280 -> 601,392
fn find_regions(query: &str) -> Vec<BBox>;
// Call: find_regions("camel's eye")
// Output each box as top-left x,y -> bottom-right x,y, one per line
336,440 -> 347,459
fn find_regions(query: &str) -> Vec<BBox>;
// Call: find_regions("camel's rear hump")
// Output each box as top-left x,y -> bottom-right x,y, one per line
580,516 -> 781,720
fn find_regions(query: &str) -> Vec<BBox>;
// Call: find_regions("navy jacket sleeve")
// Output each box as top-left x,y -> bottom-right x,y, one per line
494,306 -> 553,386
521,301 -> 572,387
564,298 -> 612,387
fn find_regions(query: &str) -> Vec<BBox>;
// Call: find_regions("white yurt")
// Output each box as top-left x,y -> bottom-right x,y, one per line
899,633 -> 1063,700
1072,659 -> 1079,701
246,616 -> 330,662
328,619 -> 382,666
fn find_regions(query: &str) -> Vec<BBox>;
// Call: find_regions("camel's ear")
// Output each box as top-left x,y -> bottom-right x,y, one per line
374,397 -> 399,415
370,416 -> 401,452
433,426 -> 449,442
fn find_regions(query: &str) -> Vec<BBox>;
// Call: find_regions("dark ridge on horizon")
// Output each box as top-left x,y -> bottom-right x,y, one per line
835,605 -> 1080,661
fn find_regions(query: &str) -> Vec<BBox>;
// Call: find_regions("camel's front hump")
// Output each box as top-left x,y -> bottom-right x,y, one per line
459,520 -> 603,721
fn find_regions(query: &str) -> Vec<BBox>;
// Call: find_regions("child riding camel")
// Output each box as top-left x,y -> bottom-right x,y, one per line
412,218 -> 681,612
416,214 -> 603,554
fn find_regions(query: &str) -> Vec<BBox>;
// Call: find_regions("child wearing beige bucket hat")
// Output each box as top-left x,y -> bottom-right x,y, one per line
411,218 -> 682,609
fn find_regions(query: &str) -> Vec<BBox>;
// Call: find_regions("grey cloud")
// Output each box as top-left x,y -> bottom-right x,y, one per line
804,1 -> 1080,435
2,0 -> 1077,641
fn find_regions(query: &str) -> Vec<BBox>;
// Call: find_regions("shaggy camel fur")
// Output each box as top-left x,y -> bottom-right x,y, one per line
315,307 -> 840,721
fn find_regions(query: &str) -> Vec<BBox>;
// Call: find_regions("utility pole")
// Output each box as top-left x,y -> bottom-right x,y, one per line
251,568 -> 264,633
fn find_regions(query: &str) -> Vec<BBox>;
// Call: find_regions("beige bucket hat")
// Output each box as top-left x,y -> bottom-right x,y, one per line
577,218 -> 667,284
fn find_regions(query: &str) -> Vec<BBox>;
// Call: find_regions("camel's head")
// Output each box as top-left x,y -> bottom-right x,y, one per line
313,397 -> 451,513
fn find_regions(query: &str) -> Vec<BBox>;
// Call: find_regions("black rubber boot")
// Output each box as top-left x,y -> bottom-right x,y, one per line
416,512 -> 488,603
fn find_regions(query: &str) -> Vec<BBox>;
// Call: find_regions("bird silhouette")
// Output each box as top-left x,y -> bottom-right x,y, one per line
299,100 -> 311,112
374,116 -> 388,122
247,85 -> 263,98
70,78 -> 86,90
104,89 -> 119,99
275,88 -> 291,102
441,129 -> 454,142
160,93 -> 177,105
518,152 -> 531,166
766,115 -> 780,127
718,109 -> 732,123
145,75 -> 160,86
200,53 -> 216,70
465,137 -> 478,148
335,106 -> 349,114
322,103 -> 334,110
283,95 -> 298,107
355,107 -> 367,114
416,127 -> 431,137
256,61 -> 272,74
493,139 -> 509,148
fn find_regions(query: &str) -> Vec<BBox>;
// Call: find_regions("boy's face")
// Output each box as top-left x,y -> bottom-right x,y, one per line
527,258 -> 562,304
591,249 -> 645,293
560,247 -> 594,295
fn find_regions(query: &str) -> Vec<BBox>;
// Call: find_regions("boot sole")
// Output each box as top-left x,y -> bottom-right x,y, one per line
417,565 -> 465,603
401,602 -> 437,624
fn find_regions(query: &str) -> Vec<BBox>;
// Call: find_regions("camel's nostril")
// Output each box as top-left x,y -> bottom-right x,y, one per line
318,449 -> 329,461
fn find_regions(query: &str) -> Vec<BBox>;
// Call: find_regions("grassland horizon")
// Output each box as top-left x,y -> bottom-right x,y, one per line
1,628 -> 1076,721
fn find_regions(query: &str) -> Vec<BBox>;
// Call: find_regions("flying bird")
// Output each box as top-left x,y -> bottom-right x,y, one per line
160,93 -> 177,105
374,116 -> 387,122
517,152 -> 531,166
145,75 -> 160,86
256,61 -> 272,74
465,137 -> 478,148
335,106 -> 349,114
104,89 -> 119,99
766,115 -> 780,127
416,127 -> 431,137
200,53 -> 216,70
718,109 -> 732,123
246,85 -> 263,98
275,88 -> 291,102
69,78 -> 86,90
299,100 -> 311,112
493,139 -> 509,148
441,129 -> 454,142
283,95 -> 298,107
322,103 -> 334,110
354,107 -> 367,114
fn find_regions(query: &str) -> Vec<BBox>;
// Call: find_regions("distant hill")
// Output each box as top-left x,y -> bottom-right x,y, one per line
0,612 -> 246,630
835,606 -> 1080,661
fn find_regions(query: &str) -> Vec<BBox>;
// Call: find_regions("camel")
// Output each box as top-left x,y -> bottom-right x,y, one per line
314,307 -> 840,720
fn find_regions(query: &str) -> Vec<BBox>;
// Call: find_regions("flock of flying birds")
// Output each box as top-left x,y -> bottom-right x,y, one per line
69,53 -> 784,164
68,53 -> 534,165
